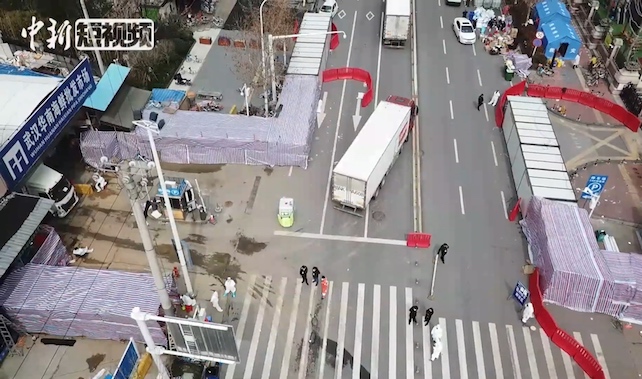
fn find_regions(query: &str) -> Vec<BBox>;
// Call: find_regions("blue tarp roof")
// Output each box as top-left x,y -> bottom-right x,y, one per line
540,18 -> 581,43
534,0 -> 570,24
150,89 -> 186,104
83,64 -> 131,112
0,64 -> 54,77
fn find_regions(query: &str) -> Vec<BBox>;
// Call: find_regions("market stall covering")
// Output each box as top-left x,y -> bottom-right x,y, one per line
520,197 -> 615,313
532,0 -> 571,25
0,264 -> 167,344
538,17 -> 581,59
31,225 -> 70,266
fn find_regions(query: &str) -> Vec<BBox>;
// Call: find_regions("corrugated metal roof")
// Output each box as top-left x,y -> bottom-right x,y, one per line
0,64 -> 53,77
83,64 -> 131,111
0,193 -> 54,279
149,88 -> 186,104
287,12 -> 332,76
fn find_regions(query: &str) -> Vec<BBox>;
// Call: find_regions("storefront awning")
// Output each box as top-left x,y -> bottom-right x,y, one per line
100,85 -> 151,130
83,64 -> 131,111
0,193 -> 54,280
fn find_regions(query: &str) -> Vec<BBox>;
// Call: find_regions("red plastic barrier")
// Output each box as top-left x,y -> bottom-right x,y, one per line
526,84 -> 547,98
406,233 -> 431,248
321,67 -> 374,107
529,269 -> 606,379
508,198 -> 521,221
330,23 -> 339,50
544,86 -> 563,99
495,80 -> 527,127
293,19 -> 299,42
578,92 -> 595,107
561,88 -> 582,102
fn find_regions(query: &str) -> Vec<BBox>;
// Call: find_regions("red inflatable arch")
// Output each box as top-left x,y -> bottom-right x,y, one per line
322,67 -> 374,107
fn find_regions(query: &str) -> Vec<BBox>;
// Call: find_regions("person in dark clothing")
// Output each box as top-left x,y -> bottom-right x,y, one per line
477,94 -> 484,111
300,265 -> 309,285
311,266 -> 320,286
409,305 -> 419,325
438,243 -> 449,264
462,10 -> 468,18
424,308 -> 434,326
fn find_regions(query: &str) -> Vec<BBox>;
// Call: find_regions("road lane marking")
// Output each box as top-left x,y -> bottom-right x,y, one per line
472,321 -> 486,379
438,0 -> 441,6
591,334 -> 611,379
472,43 -> 477,56
273,231 -> 407,246
244,276 -> 272,379
573,333 -> 590,379
352,283 -> 365,379
539,328 -> 558,378
225,275 -> 256,379
439,318 -> 450,378
440,15 -> 443,28
490,140 -> 498,166
456,319 -> 468,379
298,283 -> 316,379
449,100 -> 454,119
261,277 -> 286,379
318,281 -> 334,379
506,325 -> 523,379
500,191 -> 508,219
445,67 -> 450,84
335,282 -> 349,379
288,166 -> 293,176
523,327 -> 540,379
442,39 -> 447,54
453,139 -> 459,163
320,10 -> 357,235
477,69 -> 483,86
405,288 -> 414,379
389,286 -> 397,377
459,186 -> 465,215
280,280 -> 303,379
375,12 -> 383,105
488,323 -> 504,378
483,103 -> 489,122
422,319 -> 432,379
371,285 -> 381,379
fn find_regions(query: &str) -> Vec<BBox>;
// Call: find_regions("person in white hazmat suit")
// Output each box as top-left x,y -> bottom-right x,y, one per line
210,290 -> 223,312
522,302 -> 534,324
430,324 -> 444,361
224,277 -> 237,298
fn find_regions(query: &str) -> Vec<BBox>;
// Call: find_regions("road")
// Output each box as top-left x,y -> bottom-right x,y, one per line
218,0 -> 635,377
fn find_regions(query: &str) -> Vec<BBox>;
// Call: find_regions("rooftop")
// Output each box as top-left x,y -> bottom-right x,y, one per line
0,74 -> 62,144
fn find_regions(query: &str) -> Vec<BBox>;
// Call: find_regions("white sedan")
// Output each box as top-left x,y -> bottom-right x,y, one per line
453,18 -> 476,44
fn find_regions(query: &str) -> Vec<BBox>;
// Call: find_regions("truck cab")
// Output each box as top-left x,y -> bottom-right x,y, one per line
22,164 -> 78,218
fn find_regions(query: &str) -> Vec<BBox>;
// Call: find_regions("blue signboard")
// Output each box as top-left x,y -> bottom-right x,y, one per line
0,59 -> 96,190
581,175 -> 608,199
157,179 -> 188,198
513,281 -> 530,306
113,338 -> 140,379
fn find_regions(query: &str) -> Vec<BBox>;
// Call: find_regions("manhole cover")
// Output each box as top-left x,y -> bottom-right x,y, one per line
372,211 -> 385,221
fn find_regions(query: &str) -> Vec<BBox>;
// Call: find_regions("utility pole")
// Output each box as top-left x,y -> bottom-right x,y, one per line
79,0 -> 106,75
117,159 -> 174,316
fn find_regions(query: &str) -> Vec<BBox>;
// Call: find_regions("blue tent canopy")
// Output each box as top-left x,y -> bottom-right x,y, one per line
533,0 -> 570,24
539,18 -> 581,59
83,64 -> 131,111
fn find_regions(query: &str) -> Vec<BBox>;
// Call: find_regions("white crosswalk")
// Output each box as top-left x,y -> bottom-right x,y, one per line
221,276 -> 611,379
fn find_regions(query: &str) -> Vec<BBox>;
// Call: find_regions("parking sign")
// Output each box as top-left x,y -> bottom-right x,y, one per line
513,282 -> 530,306
581,175 -> 608,199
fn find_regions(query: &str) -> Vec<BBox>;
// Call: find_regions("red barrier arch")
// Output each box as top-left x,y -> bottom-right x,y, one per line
495,80 -> 641,132
322,67 -> 374,107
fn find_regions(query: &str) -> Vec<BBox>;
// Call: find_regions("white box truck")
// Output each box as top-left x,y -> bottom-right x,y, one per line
22,163 -> 79,218
383,0 -> 411,47
332,96 -> 416,216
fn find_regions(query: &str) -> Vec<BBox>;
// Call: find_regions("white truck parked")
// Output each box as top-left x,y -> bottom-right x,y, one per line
383,0 -> 411,47
332,96 -> 416,216
22,163 -> 79,218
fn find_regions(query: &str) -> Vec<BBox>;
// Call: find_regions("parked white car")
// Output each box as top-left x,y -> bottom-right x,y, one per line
320,0 -> 339,17
452,17 -> 476,44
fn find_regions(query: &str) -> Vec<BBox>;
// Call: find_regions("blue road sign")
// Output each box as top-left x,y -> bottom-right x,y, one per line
0,59 -> 95,190
581,175 -> 608,199
513,282 -> 530,306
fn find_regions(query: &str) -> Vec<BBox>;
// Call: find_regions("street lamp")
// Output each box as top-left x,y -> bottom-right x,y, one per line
267,31 -> 347,103
259,0 -> 269,116
133,120 -> 194,295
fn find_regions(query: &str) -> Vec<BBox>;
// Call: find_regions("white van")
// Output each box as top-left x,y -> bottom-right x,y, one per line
23,163 -> 79,218
319,0 -> 338,16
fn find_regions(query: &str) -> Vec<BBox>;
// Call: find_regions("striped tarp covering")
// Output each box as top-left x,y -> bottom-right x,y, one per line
31,225 -> 70,266
521,197 -> 610,313
0,264 -> 166,344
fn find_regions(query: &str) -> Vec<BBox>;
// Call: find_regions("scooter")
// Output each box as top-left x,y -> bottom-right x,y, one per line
173,73 -> 192,86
